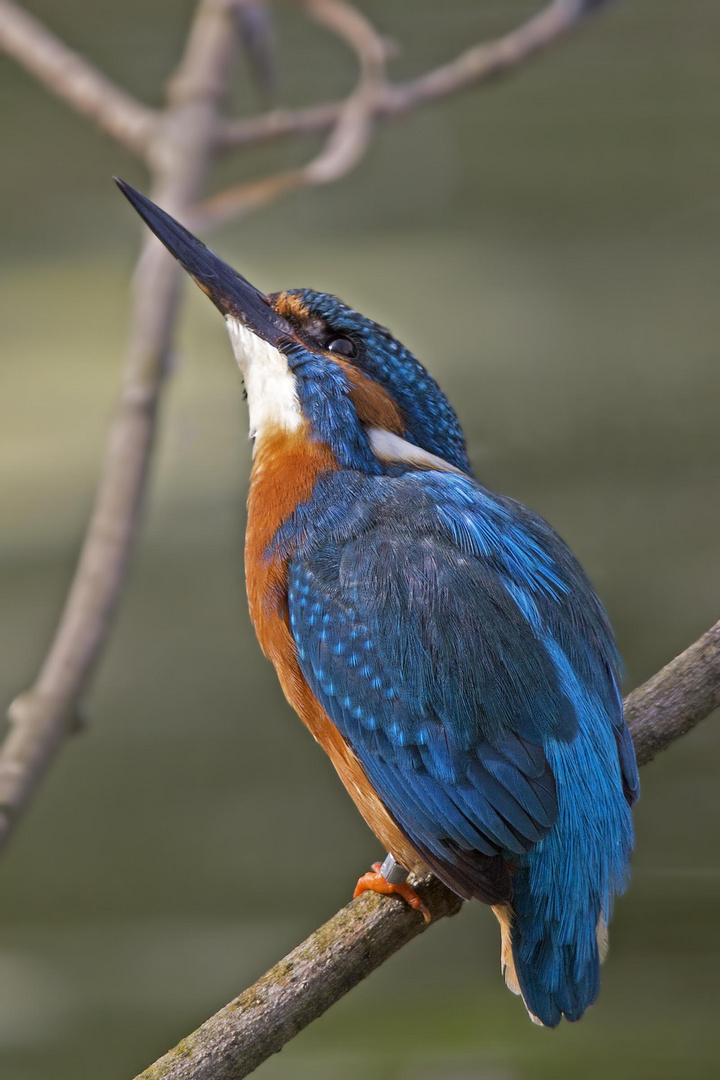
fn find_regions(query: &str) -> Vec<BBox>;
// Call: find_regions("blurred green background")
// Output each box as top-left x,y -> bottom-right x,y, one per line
1,1 -> 719,1077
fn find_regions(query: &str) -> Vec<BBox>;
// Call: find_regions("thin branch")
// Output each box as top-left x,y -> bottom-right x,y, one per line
192,0 -> 388,231
216,0 -> 615,152
0,0 -> 241,851
134,623 -> 719,1080
0,0 -> 159,157
382,0 -> 613,115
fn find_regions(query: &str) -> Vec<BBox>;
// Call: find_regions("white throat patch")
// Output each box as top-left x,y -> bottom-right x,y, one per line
226,317 -> 303,441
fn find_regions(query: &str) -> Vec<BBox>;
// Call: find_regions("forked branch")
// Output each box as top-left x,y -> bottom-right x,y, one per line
193,0 -> 389,230
216,0 -> 614,151
0,0 -> 621,855
0,0 -> 241,850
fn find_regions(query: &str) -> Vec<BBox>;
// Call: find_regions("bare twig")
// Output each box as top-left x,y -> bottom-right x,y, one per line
0,0 -> 159,156
133,624 -> 719,1080
382,0 -> 613,115
216,0 -> 614,151
0,0 -> 241,850
192,0 -> 388,231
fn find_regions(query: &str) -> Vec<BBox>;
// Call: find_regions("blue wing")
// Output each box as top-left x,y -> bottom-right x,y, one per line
287,471 -> 638,902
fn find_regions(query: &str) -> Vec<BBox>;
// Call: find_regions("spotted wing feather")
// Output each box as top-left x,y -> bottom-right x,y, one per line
282,477 -> 570,898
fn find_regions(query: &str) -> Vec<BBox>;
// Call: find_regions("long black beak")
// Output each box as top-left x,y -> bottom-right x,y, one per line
114,178 -> 293,346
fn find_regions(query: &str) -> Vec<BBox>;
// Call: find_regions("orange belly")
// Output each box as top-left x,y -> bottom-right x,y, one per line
244,424 -> 428,876
280,661 -> 428,877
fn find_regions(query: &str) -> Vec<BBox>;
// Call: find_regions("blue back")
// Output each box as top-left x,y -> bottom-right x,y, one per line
279,467 -> 637,1025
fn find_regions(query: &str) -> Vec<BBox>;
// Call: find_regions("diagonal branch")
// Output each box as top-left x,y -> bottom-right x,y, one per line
216,0 -> 615,152
192,0 -> 388,231
0,0 -> 241,853
0,0 -> 159,157
135,875 -> 463,1080
134,620 -> 719,1080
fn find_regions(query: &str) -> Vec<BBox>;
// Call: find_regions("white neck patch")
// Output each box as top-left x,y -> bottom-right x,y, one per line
226,317 -> 303,442
367,427 -> 466,476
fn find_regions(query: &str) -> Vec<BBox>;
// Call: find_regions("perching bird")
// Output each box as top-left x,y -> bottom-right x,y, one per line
116,178 -> 638,1027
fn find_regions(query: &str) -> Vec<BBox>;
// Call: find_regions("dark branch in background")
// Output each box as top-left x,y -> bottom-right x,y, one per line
133,626 -> 719,1080
233,0 -> 277,99
0,0 -> 618,854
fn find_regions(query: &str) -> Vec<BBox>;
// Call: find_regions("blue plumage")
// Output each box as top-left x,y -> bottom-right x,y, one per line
231,289 -> 638,1027
118,186 -> 640,1029
286,468 -> 637,1024
281,290 -> 472,473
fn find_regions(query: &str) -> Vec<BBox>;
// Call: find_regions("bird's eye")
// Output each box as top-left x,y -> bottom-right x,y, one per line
327,336 -> 358,359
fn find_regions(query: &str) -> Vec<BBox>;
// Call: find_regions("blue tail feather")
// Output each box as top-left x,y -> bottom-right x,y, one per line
511,870 -> 603,1026
509,648 -> 635,1026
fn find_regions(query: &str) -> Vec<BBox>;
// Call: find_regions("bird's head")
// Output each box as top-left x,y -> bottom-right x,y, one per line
116,180 -> 470,476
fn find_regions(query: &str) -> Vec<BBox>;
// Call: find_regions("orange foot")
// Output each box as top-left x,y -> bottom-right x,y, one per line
353,862 -> 431,923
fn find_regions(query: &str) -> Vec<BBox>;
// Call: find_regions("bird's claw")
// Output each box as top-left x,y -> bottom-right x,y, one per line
353,861 -> 431,923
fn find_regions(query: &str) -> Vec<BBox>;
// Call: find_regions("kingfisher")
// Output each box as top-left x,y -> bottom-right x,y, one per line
116,178 -> 639,1027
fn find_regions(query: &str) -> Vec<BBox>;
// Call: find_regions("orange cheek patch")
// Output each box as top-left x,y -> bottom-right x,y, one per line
268,296 -> 406,435
335,360 -> 406,436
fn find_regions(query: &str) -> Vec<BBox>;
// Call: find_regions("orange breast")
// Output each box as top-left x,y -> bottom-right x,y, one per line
245,424 -> 427,874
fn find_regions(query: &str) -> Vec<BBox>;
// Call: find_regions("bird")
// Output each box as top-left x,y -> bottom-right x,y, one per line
115,178 -> 639,1028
